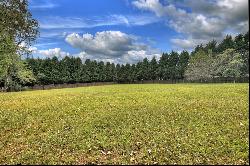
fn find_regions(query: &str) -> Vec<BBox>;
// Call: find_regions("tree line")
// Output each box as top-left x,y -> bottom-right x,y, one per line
26,50 -> 188,85
26,32 -> 249,86
0,0 -> 249,91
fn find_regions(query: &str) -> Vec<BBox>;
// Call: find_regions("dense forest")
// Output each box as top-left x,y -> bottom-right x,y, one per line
25,32 -> 249,86
0,0 -> 249,91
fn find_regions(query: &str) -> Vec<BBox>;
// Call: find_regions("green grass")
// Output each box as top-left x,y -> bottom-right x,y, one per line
0,84 -> 249,164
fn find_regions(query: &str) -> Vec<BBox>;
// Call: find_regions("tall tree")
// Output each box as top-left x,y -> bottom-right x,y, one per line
0,0 -> 39,56
204,40 -> 217,55
169,51 -> 179,80
0,0 -> 38,91
157,53 -> 169,80
59,56 -> 72,83
110,63 -> 116,82
97,61 -> 105,82
141,58 -> 150,80
150,57 -> 158,80
72,57 -> 83,83
243,31 -> 249,50
177,51 -> 190,79
130,64 -> 137,82
191,44 -> 204,56
217,35 -> 235,53
135,61 -> 143,81
234,34 -> 245,50
185,50 -> 213,82
115,64 -> 121,82
0,35 -> 35,91
212,49 -> 245,78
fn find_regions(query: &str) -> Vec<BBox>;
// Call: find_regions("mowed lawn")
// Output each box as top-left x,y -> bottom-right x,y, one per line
0,84 -> 248,165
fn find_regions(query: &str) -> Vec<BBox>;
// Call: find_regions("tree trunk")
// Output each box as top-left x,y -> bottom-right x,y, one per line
5,75 -> 11,92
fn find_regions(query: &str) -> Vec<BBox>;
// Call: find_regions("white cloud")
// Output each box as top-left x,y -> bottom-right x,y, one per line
28,46 -> 38,52
170,38 -> 207,50
65,31 -> 161,64
76,52 -> 118,64
76,50 -> 161,64
124,50 -> 161,63
29,31 -> 161,64
33,48 -> 70,59
132,0 -> 249,49
66,31 -> 140,57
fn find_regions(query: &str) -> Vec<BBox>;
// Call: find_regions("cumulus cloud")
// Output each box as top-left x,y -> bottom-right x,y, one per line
132,0 -> 249,49
65,31 -> 161,64
170,38 -> 206,50
66,31 -> 136,57
32,48 -> 70,59
124,49 -> 161,64
28,31 -> 161,64
75,50 -> 161,64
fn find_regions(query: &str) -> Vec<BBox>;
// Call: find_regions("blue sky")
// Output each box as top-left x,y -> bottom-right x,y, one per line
29,0 -> 249,63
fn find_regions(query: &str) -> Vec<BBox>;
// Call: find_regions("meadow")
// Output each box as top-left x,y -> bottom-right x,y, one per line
0,84 -> 249,165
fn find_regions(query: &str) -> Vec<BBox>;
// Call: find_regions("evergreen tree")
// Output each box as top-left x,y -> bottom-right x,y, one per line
130,64 -> 137,82
204,40 -> 217,55
244,31 -> 249,49
169,51 -> 179,80
115,64 -> 121,82
135,61 -> 143,81
178,51 -> 190,79
234,34 -> 245,50
150,57 -> 158,80
97,61 -> 105,82
50,57 -> 61,84
141,58 -> 150,80
60,56 -> 72,83
110,63 -> 116,82
191,44 -> 204,56
217,35 -> 235,53
157,53 -> 169,80
72,57 -> 82,83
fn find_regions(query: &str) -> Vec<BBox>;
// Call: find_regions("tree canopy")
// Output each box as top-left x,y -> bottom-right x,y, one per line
0,0 -> 38,91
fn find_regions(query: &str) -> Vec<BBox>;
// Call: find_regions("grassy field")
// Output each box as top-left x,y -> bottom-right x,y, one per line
0,84 -> 249,164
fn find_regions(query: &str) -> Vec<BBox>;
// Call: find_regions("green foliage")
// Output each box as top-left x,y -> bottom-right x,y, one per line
178,51 -> 189,79
185,46 -> 248,82
157,53 -> 169,80
168,51 -> 179,80
185,50 -> 213,81
2,30 -> 249,89
24,30 -> 249,86
185,32 -> 249,81
0,52 -> 36,91
217,35 -> 235,53
212,49 -> 245,78
0,0 -> 39,55
0,34 -> 35,91
149,57 -> 158,80
0,0 -> 38,91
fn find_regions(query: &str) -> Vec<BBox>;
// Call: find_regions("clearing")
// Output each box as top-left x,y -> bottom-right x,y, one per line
0,84 -> 249,164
